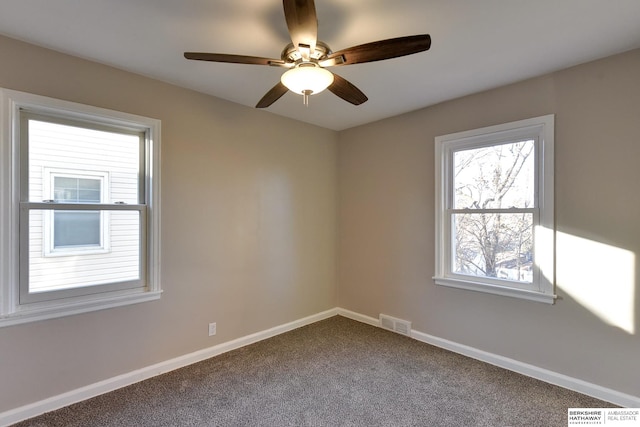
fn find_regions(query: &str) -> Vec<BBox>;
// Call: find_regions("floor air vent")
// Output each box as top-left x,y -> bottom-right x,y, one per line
379,314 -> 412,336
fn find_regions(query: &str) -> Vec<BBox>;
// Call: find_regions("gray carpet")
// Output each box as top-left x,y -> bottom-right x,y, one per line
15,316 -> 610,426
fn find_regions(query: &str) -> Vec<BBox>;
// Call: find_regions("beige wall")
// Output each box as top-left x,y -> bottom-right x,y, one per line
338,49 -> 640,397
0,35 -> 337,411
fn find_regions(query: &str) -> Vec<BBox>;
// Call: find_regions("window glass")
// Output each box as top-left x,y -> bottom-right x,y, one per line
29,209 -> 141,294
23,118 -> 144,300
28,120 -> 139,203
54,177 -> 101,203
453,212 -> 533,283
53,211 -> 101,248
453,140 -> 535,210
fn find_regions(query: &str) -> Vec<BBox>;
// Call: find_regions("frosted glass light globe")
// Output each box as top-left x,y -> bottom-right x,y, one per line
281,64 -> 334,95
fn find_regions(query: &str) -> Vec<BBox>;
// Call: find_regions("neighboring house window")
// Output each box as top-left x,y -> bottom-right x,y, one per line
44,170 -> 109,255
434,115 -> 555,303
0,88 -> 161,326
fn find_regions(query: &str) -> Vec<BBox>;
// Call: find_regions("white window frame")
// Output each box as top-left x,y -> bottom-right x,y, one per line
43,169 -> 111,256
434,115 -> 555,304
0,88 -> 162,326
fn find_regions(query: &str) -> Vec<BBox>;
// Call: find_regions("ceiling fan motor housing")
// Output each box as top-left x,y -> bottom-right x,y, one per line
281,41 -> 332,65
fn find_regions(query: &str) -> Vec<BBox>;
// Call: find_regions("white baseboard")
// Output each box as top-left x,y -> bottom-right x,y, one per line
409,329 -> 640,408
336,307 -> 380,327
3,307 -> 638,426
0,308 -> 338,427
336,307 -> 640,408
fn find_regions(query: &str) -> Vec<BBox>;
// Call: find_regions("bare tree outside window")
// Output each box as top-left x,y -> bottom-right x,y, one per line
452,140 -> 535,283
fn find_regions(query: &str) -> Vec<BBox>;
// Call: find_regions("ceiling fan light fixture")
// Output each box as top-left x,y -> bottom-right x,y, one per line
185,0 -> 431,108
281,63 -> 334,97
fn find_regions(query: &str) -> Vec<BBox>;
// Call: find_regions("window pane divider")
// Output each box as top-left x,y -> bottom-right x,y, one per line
448,207 -> 536,215
21,202 -> 146,211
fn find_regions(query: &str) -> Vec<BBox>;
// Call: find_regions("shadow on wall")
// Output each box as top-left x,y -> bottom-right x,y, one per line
556,230 -> 636,335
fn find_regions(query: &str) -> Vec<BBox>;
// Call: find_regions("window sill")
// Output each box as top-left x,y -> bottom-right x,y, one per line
434,276 -> 556,304
44,246 -> 110,257
0,289 -> 162,328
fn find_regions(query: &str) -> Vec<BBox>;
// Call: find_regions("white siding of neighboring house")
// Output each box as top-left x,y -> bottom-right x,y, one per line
27,120 -> 141,293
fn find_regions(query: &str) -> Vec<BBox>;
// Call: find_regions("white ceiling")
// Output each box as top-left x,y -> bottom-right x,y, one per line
2,0 -> 640,131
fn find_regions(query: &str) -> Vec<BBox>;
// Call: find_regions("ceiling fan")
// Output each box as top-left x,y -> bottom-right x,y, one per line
184,0 -> 431,108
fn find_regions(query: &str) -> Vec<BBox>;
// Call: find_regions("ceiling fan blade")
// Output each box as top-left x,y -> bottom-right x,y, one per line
321,34 -> 431,66
184,52 -> 287,67
328,73 -> 368,105
256,82 -> 289,108
283,0 -> 318,56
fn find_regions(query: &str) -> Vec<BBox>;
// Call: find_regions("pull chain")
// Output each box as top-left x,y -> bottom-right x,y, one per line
303,89 -> 312,106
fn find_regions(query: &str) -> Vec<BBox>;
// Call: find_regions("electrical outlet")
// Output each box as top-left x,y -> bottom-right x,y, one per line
208,322 -> 217,336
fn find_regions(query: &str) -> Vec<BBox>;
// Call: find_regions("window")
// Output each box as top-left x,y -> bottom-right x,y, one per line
434,115 -> 555,303
0,88 -> 161,326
